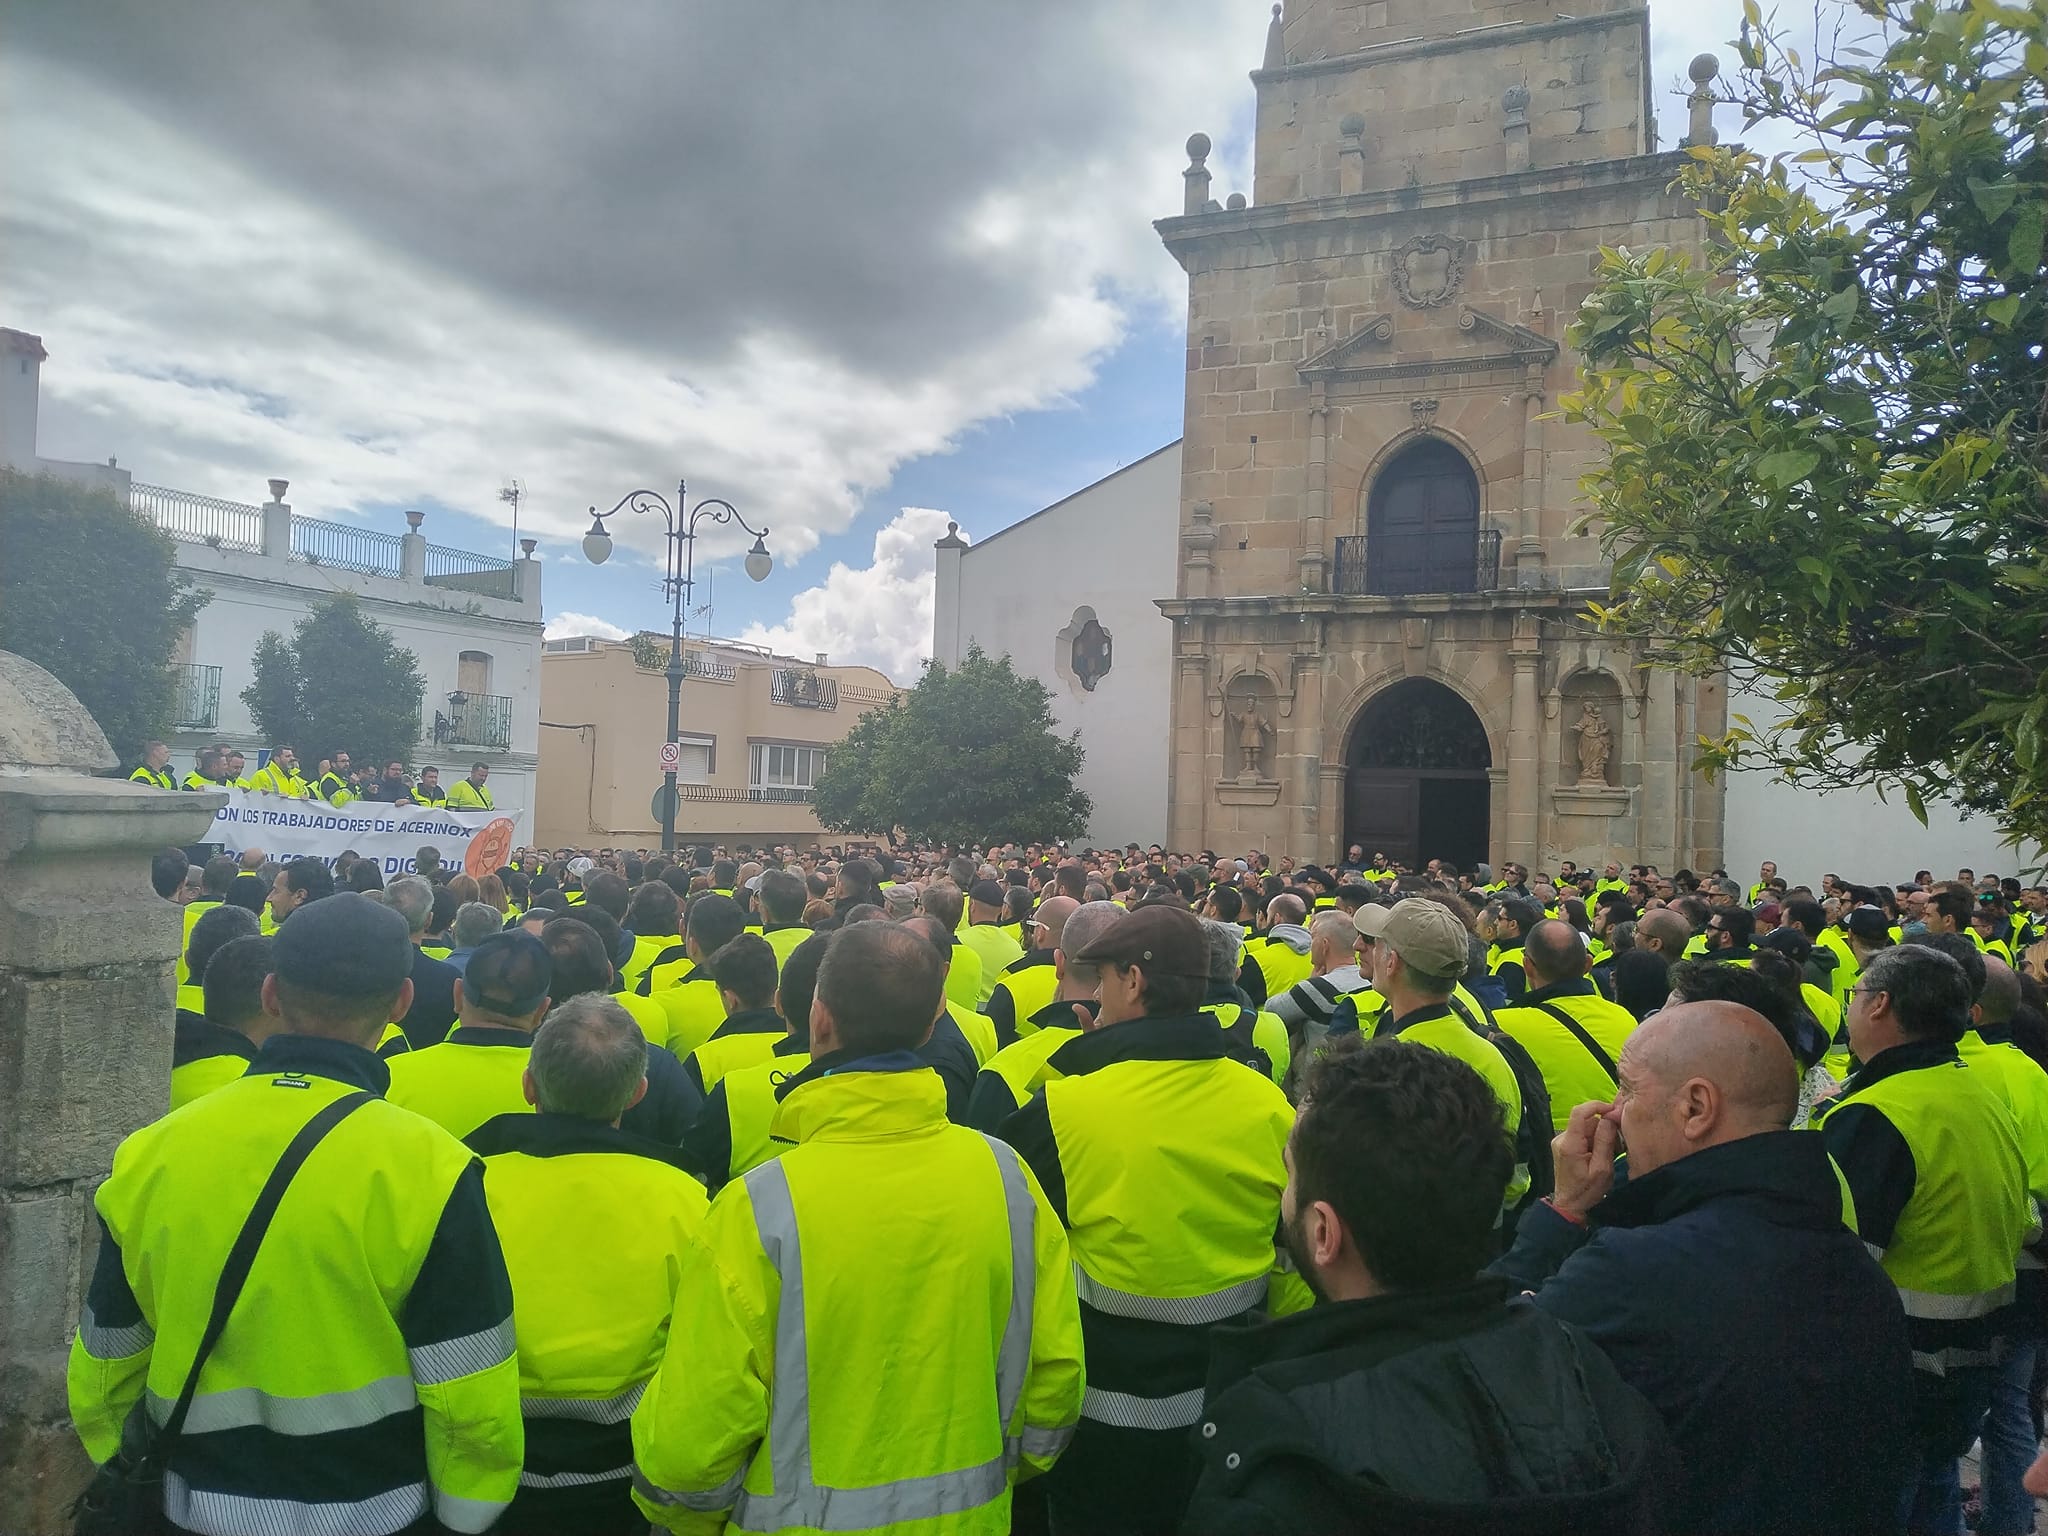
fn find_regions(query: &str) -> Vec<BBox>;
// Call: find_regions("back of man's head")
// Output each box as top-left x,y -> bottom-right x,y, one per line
1626,1000 -> 1801,1148
626,880 -> 680,938
269,892 -> 414,1044
947,856 -> 977,890
1201,917 -> 1245,986
1208,885 -> 1244,923
1929,888 -> 1974,930
758,868 -> 807,925
461,930 -> 554,1025
583,870 -> 630,921
152,848 -> 190,900
1982,957 -> 2022,1029
1522,919 -> 1587,987
1783,898 -> 1827,940
1054,862 -> 1088,900
1634,908 -> 1691,955
451,902 -> 504,950
386,875 -> 435,937
1911,934 -> 1986,1001
1268,893 -> 1307,927
709,933 -> 778,1011
712,859 -> 739,888
1056,901 -> 1125,988
186,903 -> 261,985
776,932 -> 832,1046
540,916 -> 614,1001
1034,894 -> 1079,951
200,854 -> 239,897
199,925 -> 270,1025
815,921 -> 943,1054
686,892 -> 747,956
528,996 -> 647,1123
1308,910 -> 1354,970
1291,1039 -> 1512,1293
921,882 -> 965,930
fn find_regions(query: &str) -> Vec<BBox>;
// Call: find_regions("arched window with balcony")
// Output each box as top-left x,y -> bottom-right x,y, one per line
1335,438 -> 1497,595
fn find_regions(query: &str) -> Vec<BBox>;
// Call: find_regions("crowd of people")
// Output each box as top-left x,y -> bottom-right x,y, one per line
72,832 -> 2048,1535
130,738 -> 498,809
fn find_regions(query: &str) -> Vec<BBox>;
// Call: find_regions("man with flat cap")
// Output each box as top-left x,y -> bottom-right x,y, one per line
69,892 -> 523,1535
959,877 -> 1026,1006
1000,902 -> 1300,1535
388,929 -> 558,1139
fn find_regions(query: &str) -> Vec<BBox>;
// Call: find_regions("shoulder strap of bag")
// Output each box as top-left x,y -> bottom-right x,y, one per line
156,1090 -> 374,1446
1530,1001 -> 1619,1082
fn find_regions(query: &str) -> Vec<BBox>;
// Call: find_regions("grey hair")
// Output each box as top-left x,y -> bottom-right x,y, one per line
1058,900 -> 1127,986
1716,878 -> 1745,903
451,902 -> 504,949
1861,944 -> 1972,1044
1201,917 -> 1245,984
386,875 -> 434,936
1309,910 -> 1354,955
528,995 -> 648,1122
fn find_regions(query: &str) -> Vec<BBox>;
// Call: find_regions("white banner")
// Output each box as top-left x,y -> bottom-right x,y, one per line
204,788 -> 522,878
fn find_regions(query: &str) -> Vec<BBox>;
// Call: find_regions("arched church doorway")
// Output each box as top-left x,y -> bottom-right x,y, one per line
1364,437 -> 1481,594
1343,678 -> 1491,872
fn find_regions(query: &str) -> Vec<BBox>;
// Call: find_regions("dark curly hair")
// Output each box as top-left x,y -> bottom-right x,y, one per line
1292,1037 -> 1512,1292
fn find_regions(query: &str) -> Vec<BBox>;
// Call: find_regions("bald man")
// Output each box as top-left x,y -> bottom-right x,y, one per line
1494,1002 -> 1913,1535
985,894 -> 1074,1048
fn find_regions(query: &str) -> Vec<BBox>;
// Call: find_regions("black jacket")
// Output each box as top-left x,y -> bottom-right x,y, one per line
402,947 -> 462,1048
1493,1131 -> 1913,1535
1182,1276 -> 1667,1536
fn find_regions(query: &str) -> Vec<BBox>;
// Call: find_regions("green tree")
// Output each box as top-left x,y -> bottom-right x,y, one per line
0,469 -> 209,765
241,595 -> 427,769
812,646 -> 1091,845
1562,0 -> 2047,844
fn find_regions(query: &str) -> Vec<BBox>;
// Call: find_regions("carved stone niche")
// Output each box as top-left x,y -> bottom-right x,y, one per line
1053,605 -> 1113,695
1216,673 -> 1281,802
1553,669 -> 1632,819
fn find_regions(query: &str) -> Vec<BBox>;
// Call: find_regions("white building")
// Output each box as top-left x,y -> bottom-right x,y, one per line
3,328 -> 543,834
933,443 -> 1181,847
937,439 -> 2036,886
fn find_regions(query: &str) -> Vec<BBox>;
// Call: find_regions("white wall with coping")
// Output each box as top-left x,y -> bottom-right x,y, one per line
934,443 -> 1180,848
1721,682 -> 2041,889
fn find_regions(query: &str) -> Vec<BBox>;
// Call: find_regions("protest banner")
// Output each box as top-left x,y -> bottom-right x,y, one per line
204,788 -> 522,877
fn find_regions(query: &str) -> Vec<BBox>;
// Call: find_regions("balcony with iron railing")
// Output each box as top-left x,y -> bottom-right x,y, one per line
1332,527 -> 1504,597
432,692 -> 513,750
290,514 -> 406,577
770,669 -> 838,710
170,663 -> 222,731
131,484 -> 264,553
423,541 -> 518,600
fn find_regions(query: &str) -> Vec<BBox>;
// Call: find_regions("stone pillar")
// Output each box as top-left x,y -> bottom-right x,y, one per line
0,654 -> 222,1531
1337,114 -> 1367,197
1183,134 -> 1213,217
260,479 -> 292,561
1501,85 -> 1531,173
1289,650 -> 1325,862
1514,362 -> 1547,576
1300,393 -> 1329,592
1171,648 -> 1209,852
1506,620 -> 1542,865
1681,54 -> 1721,148
1641,664 -> 1678,869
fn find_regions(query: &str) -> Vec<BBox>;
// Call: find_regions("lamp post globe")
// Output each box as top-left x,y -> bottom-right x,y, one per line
745,535 -> 773,583
581,516 -> 612,565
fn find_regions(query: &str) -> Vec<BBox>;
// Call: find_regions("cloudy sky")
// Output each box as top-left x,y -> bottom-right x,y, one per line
4,0 -> 1739,681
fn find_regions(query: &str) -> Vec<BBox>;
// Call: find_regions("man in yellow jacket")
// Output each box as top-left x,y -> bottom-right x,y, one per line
632,921 -> 1085,1534
68,893 -> 523,1533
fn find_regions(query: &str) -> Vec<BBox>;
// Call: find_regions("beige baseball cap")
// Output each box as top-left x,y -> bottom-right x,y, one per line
1354,898 -> 1469,981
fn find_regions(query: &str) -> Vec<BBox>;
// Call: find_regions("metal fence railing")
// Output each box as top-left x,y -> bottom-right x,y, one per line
685,651 -> 738,682
432,692 -> 513,750
1332,527 -> 1504,596
290,515 -> 405,577
170,663 -> 222,730
130,484 -> 263,552
770,669 -> 838,710
423,541 -> 518,600
747,785 -> 815,803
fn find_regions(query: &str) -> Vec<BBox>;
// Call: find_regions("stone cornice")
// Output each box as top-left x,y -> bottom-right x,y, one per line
1157,588 -> 1600,622
1154,149 -> 1696,264
1248,9 -> 1649,85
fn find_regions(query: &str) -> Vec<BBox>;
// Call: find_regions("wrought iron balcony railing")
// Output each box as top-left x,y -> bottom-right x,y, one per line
432,692 -> 513,750
770,669 -> 838,710
171,663 -> 222,730
1332,527 -> 1503,596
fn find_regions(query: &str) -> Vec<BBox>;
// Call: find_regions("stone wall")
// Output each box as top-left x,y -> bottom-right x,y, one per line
0,653 -> 221,1530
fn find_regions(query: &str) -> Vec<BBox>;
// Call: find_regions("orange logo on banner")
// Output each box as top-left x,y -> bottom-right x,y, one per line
464,817 -> 516,878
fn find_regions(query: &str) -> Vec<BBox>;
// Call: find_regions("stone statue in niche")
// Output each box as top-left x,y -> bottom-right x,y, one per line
1232,702 -> 1272,776
1572,700 -> 1614,786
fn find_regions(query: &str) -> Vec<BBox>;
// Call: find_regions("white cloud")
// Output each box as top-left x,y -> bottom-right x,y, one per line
738,509 -> 965,684
543,611 -> 630,642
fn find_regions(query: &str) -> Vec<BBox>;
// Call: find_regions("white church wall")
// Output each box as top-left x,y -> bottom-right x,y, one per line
936,443 -> 1180,848
1721,682 -> 2040,889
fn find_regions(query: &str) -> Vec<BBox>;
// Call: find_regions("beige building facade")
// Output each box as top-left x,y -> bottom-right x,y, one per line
534,635 -> 898,849
1157,0 -> 1727,873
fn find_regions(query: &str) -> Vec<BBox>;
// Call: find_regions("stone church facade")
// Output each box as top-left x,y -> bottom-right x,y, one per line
1156,0 -> 1727,873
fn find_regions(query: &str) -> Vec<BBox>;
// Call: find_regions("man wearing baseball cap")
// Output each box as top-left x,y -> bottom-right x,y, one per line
387,929 -> 555,1139
1000,903 -> 1297,1534
1351,898 -> 1535,1217
70,893 -> 523,1531
959,877 -> 1026,1005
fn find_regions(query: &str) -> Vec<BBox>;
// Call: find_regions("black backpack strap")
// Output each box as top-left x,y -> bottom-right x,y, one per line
1530,1001 -> 1619,1082
156,1090 -> 374,1447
